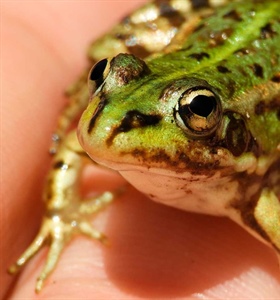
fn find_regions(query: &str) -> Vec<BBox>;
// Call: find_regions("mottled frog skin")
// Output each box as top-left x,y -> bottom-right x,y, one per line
9,0 -> 280,292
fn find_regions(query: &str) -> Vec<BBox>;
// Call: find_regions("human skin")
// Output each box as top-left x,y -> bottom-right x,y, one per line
2,1 -> 280,299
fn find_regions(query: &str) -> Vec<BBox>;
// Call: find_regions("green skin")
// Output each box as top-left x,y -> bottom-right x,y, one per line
79,0 -> 280,251
82,1 -> 280,155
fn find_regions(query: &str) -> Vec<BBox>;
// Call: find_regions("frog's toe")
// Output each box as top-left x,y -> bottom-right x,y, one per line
33,217 -> 108,291
35,232 -> 66,293
8,216 -> 70,292
9,209 -> 110,292
79,220 -> 108,244
9,217 -> 50,274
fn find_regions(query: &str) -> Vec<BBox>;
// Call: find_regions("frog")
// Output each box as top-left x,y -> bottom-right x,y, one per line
9,0 -> 280,293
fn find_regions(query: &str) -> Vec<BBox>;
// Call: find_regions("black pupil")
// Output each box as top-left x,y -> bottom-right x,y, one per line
189,95 -> 216,117
89,58 -> 108,81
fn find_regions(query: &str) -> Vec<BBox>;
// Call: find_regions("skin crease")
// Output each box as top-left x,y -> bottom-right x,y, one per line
2,1 -> 280,299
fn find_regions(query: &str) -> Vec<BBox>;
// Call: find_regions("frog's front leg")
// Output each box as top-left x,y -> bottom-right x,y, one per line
9,131 -> 116,293
254,188 -> 280,253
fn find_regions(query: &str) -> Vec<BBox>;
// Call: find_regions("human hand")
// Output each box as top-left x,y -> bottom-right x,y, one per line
3,1 -> 280,298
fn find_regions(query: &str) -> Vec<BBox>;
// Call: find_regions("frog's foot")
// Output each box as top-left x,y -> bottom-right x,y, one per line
8,191 -> 116,293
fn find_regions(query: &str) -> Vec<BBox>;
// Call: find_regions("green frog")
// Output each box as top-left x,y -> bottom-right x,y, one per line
9,0 -> 280,292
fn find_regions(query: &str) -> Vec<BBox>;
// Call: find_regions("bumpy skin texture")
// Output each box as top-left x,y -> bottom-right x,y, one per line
3,1 -> 280,299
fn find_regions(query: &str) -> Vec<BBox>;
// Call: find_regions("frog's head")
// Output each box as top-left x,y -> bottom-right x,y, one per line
78,53 -> 262,178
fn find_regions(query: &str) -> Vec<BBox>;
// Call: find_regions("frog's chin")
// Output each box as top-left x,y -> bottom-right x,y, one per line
118,168 -> 239,216
88,152 -> 259,217
90,150 -> 237,215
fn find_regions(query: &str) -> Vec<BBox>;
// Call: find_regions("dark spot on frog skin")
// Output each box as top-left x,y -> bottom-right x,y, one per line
260,22 -> 277,39
46,178 -> 53,200
114,33 -> 152,58
193,23 -> 205,33
188,52 -> 210,61
106,110 -> 162,147
184,189 -> 193,195
155,1 -> 186,27
87,94 -> 107,134
166,11 -> 186,28
250,63 -> 264,78
223,9 -> 242,21
184,45 -> 193,51
126,44 -> 153,60
255,96 -> 280,116
148,193 -> 157,200
271,73 -> 280,83
216,65 -> 230,74
53,160 -> 70,170
254,101 -> 266,115
191,0 -> 210,9
155,0 -> 174,15
119,11 -> 134,27
115,32 -> 127,41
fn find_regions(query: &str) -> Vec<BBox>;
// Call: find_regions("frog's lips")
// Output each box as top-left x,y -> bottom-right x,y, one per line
79,130 -> 237,179
84,146 -> 234,181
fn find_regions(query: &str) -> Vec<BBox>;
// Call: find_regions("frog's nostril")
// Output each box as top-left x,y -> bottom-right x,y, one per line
88,58 -> 111,94
89,58 -> 108,81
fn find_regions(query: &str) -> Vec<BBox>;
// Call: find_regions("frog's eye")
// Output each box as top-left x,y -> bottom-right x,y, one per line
174,87 -> 221,138
88,58 -> 111,94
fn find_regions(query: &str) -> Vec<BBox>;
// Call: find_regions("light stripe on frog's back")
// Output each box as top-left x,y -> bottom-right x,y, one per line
149,1 -> 279,73
88,0 -> 231,62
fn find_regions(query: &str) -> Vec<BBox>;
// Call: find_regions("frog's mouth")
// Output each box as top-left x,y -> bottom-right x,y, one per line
81,136 -> 240,180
